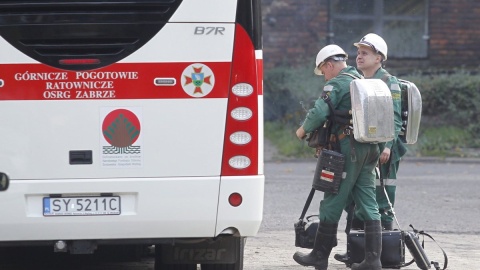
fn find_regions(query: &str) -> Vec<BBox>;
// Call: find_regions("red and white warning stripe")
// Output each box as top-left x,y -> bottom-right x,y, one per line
321,170 -> 335,182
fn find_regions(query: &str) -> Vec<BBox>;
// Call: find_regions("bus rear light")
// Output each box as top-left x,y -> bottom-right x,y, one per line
59,59 -> 100,65
231,107 -> 253,121
221,24 -> 259,176
228,193 -> 243,207
232,83 -> 253,97
228,156 -> 251,169
230,131 -> 252,145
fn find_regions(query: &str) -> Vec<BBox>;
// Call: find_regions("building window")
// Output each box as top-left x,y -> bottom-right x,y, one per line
329,0 -> 428,58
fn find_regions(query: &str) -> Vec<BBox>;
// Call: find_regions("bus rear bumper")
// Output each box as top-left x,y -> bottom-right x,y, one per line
0,176 -> 264,243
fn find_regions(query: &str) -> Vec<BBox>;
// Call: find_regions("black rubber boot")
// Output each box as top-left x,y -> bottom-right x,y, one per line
334,217 -> 363,263
351,220 -> 382,270
293,222 -> 338,270
333,251 -> 349,263
382,220 -> 393,230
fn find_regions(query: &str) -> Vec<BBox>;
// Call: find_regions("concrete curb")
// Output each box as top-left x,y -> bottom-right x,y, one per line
266,156 -> 480,164
404,156 -> 480,164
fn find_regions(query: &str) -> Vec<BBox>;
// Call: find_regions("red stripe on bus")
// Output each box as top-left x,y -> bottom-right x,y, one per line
256,58 -> 263,95
0,62 -> 231,100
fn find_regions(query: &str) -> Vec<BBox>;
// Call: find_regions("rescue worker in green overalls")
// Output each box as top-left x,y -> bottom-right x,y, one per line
355,33 -> 406,230
334,33 -> 407,264
293,44 -> 382,270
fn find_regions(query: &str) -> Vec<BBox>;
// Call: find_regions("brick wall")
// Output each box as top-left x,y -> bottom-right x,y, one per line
429,0 -> 480,69
262,0 -> 328,69
262,0 -> 480,72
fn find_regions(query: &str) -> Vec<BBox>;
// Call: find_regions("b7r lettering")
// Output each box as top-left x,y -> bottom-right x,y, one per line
194,26 -> 225,35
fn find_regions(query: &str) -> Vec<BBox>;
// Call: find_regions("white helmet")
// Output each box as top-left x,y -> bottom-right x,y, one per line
354,33 -> 388,61
314,44 -> 348,75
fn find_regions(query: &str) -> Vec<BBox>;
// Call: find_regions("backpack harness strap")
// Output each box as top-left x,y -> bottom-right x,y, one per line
336,72 -> 364,161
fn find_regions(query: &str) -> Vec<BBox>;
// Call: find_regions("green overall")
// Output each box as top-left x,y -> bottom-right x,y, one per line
340,68 -> 406,225
302,66 -> 381,224
373,68 -> 407,223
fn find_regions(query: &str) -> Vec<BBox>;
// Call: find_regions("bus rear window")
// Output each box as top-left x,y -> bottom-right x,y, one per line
0,0 -> 183,71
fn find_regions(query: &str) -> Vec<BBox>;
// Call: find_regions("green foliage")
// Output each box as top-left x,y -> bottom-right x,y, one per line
265,120 -> 474,158
263,64 -> 326,158
416,126 -> 470,157
404,68 -> 480,136
264,66 -> 480,157
264,121 -> 314,158
264,64 -> 325,125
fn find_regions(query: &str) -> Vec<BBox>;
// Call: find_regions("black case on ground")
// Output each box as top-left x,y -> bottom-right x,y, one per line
404,231 -> 431,270
347,229 -> 405,269
294,216 -> 319,249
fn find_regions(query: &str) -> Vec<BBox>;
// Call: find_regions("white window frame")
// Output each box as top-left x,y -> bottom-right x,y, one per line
328,0 -> 429,59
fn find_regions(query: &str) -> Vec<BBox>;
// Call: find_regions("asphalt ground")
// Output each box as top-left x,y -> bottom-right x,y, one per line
244,230 -> 476,269
259,140 -> 479,270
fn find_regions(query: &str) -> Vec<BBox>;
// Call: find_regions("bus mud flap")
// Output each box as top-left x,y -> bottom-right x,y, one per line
160,236 -> 240,264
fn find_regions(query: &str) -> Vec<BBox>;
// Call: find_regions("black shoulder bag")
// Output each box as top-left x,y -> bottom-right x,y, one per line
305,95 -> 334,149
294,188 -> 318,249
310,94 -> 346,194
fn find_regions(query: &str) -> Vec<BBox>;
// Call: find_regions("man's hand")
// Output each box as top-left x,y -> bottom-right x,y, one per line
296,126 -> 306,140
379,147 -> 391,164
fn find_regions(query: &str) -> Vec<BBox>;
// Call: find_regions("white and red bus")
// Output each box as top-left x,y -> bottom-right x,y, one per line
0,0 -> 263,269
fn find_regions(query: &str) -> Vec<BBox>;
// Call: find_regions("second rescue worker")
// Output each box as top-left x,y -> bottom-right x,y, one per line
334,33 -> 407,265
293,44 -> 382,270
354,33 -> 406,230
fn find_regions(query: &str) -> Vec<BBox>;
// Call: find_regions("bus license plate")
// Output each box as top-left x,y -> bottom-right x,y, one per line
43,196 -> 121,216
